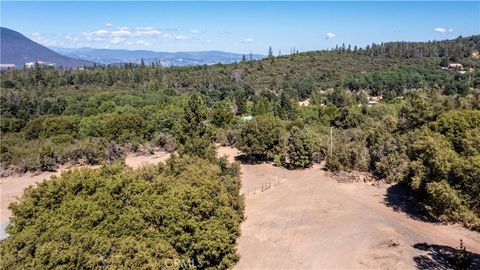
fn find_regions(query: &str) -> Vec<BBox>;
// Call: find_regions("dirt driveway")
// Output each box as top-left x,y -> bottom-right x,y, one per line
215,147 -> 480,270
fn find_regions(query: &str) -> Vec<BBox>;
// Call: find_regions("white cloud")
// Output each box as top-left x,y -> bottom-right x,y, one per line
241,38 -> 254,43
205,39 -> 212,43
112,29 -> 131,37
31,35 -> 63,47
325,32 -> 336,40
135,40 -> 151,46
65,34 -> 79,42
32,32 -> 40,37
93,29 -> 109,36
83,29 -> 109,41
52,25 -> 198,48
219,30 -> 231,35
174,35 -> 189,40
135,29 -> 162,36
110,37 -> 125,44
434,27 -> 453,33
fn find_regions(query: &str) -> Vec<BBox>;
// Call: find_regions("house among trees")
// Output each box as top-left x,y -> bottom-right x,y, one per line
242,115 -> 253,121
367,96 -> 382,106
471,50 -> 479,59
447,63 -> 464,70
0,64 -> 16,69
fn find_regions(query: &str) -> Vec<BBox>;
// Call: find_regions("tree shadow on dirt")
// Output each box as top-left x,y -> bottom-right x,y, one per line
413,242 -> 480,270
383,183 -> 434,222
234,154 -> 265,165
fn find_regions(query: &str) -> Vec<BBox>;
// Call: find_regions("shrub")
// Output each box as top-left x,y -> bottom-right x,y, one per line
374,152 -> 409,183
0,116 -> 25,133
104,112 -> 145,142
154,132 -> 176,152
0,157 -> 244,269
59,139 -> 106,165
216,129 -> 239,146
39,145 -> 57,171
236,115 -> 286,160
23,115 -> 80,139
325,155 -> 342,172
106,141 -> 124,163
210,108 -> 234,128
425,180 -> 465,221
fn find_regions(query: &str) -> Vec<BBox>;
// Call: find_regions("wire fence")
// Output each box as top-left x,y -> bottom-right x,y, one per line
241,175 -> 285,196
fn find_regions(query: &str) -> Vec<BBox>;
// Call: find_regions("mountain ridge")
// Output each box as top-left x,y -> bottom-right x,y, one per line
0,27 -> 93,69
51,47 -> 264,66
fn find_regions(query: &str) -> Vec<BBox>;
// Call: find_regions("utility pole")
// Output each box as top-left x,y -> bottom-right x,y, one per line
330,127 -> 333,156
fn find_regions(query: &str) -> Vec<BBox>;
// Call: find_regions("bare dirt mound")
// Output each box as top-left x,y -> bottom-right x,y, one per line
124,151 -> 170,169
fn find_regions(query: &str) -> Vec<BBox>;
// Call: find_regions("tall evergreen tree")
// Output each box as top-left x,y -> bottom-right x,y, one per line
286,126 -> 315,169
180,92 -> 216,160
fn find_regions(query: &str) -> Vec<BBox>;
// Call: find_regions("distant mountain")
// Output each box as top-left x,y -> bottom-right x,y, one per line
52,47 -> 264,66
0,27 -> 93,69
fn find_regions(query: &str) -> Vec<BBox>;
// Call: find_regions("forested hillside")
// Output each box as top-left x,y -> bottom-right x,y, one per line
1,35 -> 480,267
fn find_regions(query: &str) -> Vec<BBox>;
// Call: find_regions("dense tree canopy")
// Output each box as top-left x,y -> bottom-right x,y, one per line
0,156 -> 244,269
236,115 -> 286,161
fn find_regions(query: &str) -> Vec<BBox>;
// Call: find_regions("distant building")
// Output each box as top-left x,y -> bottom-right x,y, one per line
298,99 -> 310,107
448,63 -> 463,70
242,115 -> 253,121
472,50 -> 480,59
367,96 -> 382,106
0,64 -> 16,69
25,61 -> 55,68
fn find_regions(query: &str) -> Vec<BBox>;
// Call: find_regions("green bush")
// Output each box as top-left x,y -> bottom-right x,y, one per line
39,145 -> 57,171
0,116 -> 25,133
236,115 -> 286,160
59,139 -> 106,165
0,156 -> 244,269
405,111 -> 480,229
325,155 -> 342,172
154,132 -> 176,152
426,180 -> 461,218
23,115 -> 80,139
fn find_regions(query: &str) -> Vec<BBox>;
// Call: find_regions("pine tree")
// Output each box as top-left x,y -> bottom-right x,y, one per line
268,46 -> 273,58
254,97 -> 273,116
180,92 -> 215,160
182,92 -> 208,138
287,127 -> 315,168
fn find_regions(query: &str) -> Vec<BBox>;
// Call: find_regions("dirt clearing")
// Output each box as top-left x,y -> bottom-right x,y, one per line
216,147 -> 480,269
2,147 -> 479,269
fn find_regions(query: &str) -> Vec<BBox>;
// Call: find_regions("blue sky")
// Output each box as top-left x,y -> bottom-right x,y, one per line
1,1 -> 479,54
